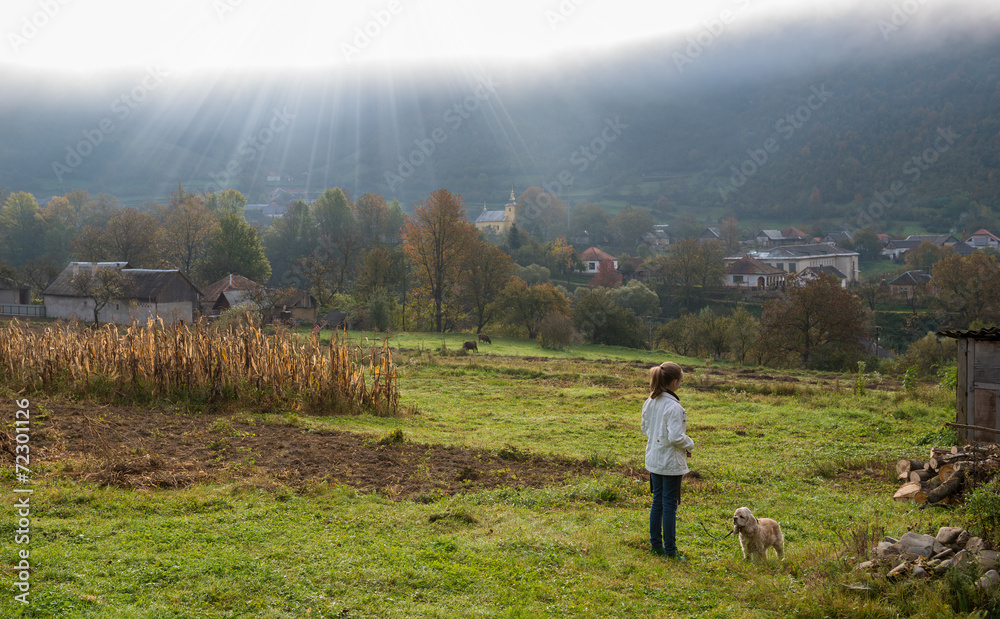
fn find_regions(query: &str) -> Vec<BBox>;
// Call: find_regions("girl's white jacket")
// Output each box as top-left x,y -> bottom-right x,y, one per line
641,392 -> 694,476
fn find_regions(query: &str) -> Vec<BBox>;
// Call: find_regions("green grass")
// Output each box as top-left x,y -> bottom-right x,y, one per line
1,347 -> 991,618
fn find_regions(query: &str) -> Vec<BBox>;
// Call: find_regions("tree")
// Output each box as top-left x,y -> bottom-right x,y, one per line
499,278 -> 570,340
590,258 -> 622,288
354,245 -> 406,302
105,208 -> 161,266
35,195 -> 77,264
697,308 -> 733,359
403,189 -> 477,332
728,305 -> 758,364
608,280 -> 660,318
720,217 -> 742,254
162,194 -> 218,274
855,274 -> 890,311
0,192 -> 44,266
206,188 -> 248,216
461,239 -> 516,333
355,193 -> 404,245
517,187 -> 567,241
546,237 -> 581,284
904,241 -> 955,271
662,238 -> 725,309
851,228 -> 884,262
309,188 -> 364,294
758,273 -> 868,368
262,199 -> 315,288
931,252 -> 1000,327
610,205 -> 655,253
573,287 -> 644,348
569,203 -> 609,243
199,213 -> 272,285
69,264 -> 137,325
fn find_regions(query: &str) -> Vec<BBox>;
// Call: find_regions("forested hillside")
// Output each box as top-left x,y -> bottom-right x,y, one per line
1,20 -> 998,230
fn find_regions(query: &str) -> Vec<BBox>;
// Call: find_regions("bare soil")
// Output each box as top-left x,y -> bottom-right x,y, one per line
8,400 -> 627,500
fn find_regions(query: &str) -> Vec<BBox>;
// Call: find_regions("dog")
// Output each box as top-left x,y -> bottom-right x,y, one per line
733,507 -> 784,561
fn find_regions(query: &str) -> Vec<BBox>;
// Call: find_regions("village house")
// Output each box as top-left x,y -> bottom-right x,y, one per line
967,229 -> 1000,251
474,189 -> 517,235
726,243 -> 860,287
888,270 -> 932,300
755,226 -> 811,248
579,247 -> 617,274
43,262 -> 201,325
0,277 -> 30,305
200,273 -> 264,316
724,255 -> 786,289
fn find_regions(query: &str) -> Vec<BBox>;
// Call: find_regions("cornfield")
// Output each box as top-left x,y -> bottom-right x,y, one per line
0,319 -> 399,416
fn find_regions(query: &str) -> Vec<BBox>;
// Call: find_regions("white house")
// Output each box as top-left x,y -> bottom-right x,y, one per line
726,243 -> 860,287
43,262 -> 201,325
579,247 -> 617,274
724,255 -> 785,289
968,229 -> 1000,251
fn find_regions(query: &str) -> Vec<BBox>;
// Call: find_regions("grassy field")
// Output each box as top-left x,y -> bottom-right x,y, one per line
1,330 -> 993,618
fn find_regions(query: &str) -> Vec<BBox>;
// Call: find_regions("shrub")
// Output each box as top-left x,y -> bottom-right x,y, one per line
537,313 -> 578,350
899,332 -> 956,378
964,478 -> 1000,546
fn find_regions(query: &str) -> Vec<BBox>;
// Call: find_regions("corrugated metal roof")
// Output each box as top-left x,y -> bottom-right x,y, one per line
475,210 -> 507,223
938,327 -> 1000,340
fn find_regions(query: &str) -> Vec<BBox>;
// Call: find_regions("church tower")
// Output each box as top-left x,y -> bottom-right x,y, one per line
504,187 -> 517,226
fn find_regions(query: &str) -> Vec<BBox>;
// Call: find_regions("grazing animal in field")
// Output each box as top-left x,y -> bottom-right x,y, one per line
733,507 -> 784,561
478,334 -> 492,344
463,341 -> 478,352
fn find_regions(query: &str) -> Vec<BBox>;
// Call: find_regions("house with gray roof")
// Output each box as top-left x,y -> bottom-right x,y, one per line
43,262 -> 201,325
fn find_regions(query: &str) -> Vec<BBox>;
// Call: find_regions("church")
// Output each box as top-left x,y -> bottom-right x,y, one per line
474,189 -> 517,235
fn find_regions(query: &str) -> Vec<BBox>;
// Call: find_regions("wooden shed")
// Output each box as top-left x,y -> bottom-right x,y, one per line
938,327 -> 1000,443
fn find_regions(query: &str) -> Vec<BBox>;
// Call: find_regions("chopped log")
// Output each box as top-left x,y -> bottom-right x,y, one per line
897,459 -> 926,479
913,478 -> 943,504
894,481 -> 922,502
929,447 -> 951,459
951,445 -> 993,455
909,469 -> 935,482
939,463 -> 962,483
926,471 -> 965,504
929,454 -> 977,470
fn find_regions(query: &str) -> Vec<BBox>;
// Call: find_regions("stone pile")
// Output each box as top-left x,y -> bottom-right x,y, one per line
858,527 -> 999,590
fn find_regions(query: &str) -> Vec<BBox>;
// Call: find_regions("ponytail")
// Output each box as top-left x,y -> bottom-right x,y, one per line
649,361 -> 683,399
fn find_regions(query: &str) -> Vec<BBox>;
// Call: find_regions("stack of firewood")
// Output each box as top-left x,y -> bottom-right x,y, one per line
893,444 -> 1000,505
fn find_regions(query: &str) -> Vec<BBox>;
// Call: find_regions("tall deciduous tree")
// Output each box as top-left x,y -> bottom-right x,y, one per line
610,205 -> 655,253
546,237 -> 582,284
104,208 -> 161,267
263,199 -> 315,288
403,189 -> 477,332
0,192 -> 44,266
931,252 -> 1000,327
461,239 -> 515,333
569,203 -> 609,244
904,241 -> 955,271
199,213 -> 272,285
162,194 -> 218,275
759,273 -> 868,368
499,278 -> 570,340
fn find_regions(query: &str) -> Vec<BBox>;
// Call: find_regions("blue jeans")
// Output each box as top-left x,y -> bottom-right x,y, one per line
650,473 -> 682,555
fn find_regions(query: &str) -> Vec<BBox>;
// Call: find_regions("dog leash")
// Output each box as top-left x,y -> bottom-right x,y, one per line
698,520 -> 733,543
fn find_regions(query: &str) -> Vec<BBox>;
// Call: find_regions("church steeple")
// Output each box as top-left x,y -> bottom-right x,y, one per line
509,187 -> 515,203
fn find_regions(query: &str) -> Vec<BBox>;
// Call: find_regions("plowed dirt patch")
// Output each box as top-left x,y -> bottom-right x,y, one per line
17,402 -> 624,499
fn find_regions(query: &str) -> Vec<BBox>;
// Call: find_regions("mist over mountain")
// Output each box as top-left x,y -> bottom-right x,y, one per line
2,5 -> 999,233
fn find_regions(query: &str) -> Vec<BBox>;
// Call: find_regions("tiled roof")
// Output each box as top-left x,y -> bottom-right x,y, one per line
888,270 -> 932,286
726,255 -> 785,275
580,247 -> 616,262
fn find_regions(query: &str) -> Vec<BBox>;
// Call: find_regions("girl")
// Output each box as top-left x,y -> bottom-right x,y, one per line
640,361 -> 694,559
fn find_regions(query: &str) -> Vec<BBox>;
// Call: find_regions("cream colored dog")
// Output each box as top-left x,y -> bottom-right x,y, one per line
733,507 -> 784,561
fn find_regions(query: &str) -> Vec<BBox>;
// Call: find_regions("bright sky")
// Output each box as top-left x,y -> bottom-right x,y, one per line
0,0 -> 994,74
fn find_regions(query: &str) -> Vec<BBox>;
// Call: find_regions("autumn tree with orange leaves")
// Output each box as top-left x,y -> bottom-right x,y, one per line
403,189 -> 477,332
